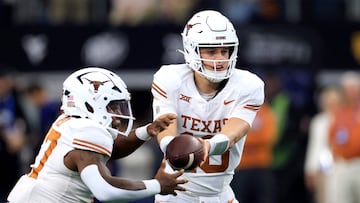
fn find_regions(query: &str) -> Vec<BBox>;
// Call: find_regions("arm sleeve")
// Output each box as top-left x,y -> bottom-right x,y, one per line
80,164 -> 160,202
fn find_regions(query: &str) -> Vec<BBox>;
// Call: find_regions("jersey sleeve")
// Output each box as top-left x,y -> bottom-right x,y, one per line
232,74 -> 265,127
151,65 -> 182,119
71,122 -> 114,157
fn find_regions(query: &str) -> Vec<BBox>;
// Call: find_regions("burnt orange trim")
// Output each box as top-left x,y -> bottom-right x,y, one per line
28,129 -> 61,179
152,82 -> 167,99
73,138 -> 111,156
224,100 -> 235,105
244,104 -> 261,111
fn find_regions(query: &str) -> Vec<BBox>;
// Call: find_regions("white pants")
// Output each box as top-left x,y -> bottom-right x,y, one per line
155,185 -> 238,203
329,158 -> 360,203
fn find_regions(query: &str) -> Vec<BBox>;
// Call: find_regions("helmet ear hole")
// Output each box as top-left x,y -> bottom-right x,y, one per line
85,102 -> 94,113
229,47 -> 235,55
64,90 -> 71,96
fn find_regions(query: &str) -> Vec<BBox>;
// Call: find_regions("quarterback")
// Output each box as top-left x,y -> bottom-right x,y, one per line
7,67 -> 186,203
152,10 -> 264,202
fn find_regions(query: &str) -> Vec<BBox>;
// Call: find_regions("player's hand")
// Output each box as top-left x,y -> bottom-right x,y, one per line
198,138 -> 210,166
154,159 -> 187,195
147,114 -> 176,137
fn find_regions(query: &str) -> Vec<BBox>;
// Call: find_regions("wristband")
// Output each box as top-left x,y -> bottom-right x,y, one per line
160,136 -> 174,154
143,179 -> 161,194
135,124 -> 151,141
208,134 -> 230,155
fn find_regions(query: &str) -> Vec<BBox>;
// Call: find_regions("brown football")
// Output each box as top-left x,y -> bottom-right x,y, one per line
165,134 -> 204,171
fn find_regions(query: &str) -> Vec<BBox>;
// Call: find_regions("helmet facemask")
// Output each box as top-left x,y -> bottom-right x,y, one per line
190,44 -> 238,83
104,99 -> 133,138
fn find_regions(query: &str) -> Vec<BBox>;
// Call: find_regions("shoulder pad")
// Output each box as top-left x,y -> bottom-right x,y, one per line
70,120 -> 113,157
152,65 -> 183,99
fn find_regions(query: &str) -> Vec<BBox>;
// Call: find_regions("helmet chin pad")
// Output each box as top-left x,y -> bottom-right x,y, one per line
202,68 -> 228,83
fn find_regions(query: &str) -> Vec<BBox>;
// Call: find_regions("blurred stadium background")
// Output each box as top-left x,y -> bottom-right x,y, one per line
1,0 -> 359,202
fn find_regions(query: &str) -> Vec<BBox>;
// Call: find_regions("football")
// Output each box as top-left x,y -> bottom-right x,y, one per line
165,134 -> 204,171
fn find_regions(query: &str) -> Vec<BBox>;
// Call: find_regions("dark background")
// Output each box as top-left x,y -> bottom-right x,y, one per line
1,0 -> 359,203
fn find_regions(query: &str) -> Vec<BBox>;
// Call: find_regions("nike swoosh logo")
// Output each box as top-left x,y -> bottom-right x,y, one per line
224,100 -> 235,105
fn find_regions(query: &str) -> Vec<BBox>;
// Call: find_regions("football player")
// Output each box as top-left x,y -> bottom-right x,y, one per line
151,10 -> 264,202
7,67 -> 187,202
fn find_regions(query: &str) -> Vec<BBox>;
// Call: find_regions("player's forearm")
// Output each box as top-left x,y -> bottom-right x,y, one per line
111,128 -> 148,159
81,164 -> 160,201
157,121 -> 177,153
220,117 -> 250,147
207,118 -> 250,155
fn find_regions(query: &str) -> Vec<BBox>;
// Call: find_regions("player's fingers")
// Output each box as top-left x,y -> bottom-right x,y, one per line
159,114 -> 176,125
176,178 -> 188,185
172,169 -> 185,178
197,138 -> 209,165
162,113 -> 176,120
157,122 -> 168,131
160,159 -> 167,169
153,120 -> 169,131
175,186 -> 186,192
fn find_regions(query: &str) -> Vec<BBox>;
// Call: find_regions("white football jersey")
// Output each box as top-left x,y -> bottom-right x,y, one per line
152,64 -> 264,196
7,115 -> 114,203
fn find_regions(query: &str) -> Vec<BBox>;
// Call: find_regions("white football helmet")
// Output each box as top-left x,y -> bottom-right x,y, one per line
181,10 -> 239,83
61,67 -> 135,139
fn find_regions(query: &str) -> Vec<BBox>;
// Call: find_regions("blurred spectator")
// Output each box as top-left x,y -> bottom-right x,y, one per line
221,0 -> 261,24
231,100 -> 278,203
157,0 -> 200,25
90,0 -> 109,24
345,0 -> 360,22
304,86 -> 342,203
48,0 -> 91,25
0,68 -> 27,202
48,0 -> 87,25
5,0 -> 360,26
264,71 -> 290,169
328,71 -> 360,203
7,0 -> 108,25
11,0 -> 46,24
312,0 -> 344,22
256,0 -> 281,22
266,70 -> 314,203
109,0 -> 200,26
22,83 -> 61,151
108,0 -> 158,26
220,0 -> 281,25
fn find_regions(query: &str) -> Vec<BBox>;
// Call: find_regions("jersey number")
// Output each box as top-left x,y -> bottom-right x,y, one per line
199,151 -> 230,173
28,117 -> 69,179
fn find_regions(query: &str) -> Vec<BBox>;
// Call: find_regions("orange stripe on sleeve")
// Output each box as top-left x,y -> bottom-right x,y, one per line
244,104 -> 261,111
73,138 -> 111,156
152,82 -> 167,99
